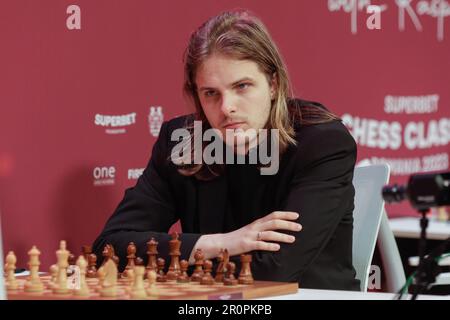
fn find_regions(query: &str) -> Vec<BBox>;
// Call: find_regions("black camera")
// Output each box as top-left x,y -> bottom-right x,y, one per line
382,171 -> 450,211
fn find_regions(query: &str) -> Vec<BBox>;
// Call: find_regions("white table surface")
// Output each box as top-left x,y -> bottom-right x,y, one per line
264,288 -> 450,300
389,217 -> 450,240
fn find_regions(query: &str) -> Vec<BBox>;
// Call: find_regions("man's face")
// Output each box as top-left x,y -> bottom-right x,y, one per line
195,54 -> 276,151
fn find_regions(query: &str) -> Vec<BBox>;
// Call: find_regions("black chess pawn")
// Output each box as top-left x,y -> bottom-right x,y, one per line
177,259 -> 190,283
200,260 -> 214,285
224,262 -> 238,286
156,257 -> 167,282
191,249 -> 204,282
86,253 -> 97,278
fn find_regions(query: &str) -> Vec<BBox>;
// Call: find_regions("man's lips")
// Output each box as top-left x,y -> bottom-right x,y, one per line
223,122 -> 245,129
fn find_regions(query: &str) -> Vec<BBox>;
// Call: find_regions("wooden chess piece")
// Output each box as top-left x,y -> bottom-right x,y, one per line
146,238 -> 158,273
86,253 -> 97,278
156,257 -> 167,282
24,246 -> 45,293
101,244 -> 119,267
49,264 -> 59,289
99,259 -> 118,297
68,253 -> 76,266
5,251 -> 19,291
125,268 -> 135,286
200,260 -> 214,285
81,245 -> 92,262
130,266 -> 147,299
146,270 -> 159,296
224,262 -> 238,286
177,259 -> 190,283
215,249 -> 225,283
166,232 -> 181,281
96,266 -> 105,292
123,242 -> 137,277
190,249 -> 204,282
74,255 -> 89,296
67,253 -> 77,277
238,254 -> 254,284
135,257 -> 144,266
53,240 -> 70,294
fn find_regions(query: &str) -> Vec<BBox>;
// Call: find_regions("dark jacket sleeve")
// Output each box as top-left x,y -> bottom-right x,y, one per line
250,124 -> 357,285
92,121 -> 201,270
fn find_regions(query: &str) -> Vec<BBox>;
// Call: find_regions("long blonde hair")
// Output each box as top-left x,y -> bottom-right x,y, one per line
179,10 -> 339,179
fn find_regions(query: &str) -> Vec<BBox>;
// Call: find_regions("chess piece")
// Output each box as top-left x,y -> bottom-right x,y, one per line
125,268 -> 135,286
49,264 -> 59,289
5,251 -> 19,291
24,246 -> 45,293
101,244 -> 119,267
222,249 -> 230,276
215,249 -> 225,283
130,266 -> 147,299
224,262 -> 238,286
53,240 -> 70,294
135,257 -> 144,266
146,238 -> 158,273
238,254 -> 254,284
166,232 -> 181,281
177,259 -> 190,283
100,259 -> 118,297
67,253 -> 77,277
123,242 -> 137,278
146,270 -> 159,296
101,244 -> 112,267
111,245 -> 120,267
156,257 -> 167,282
81,245 -> 92,262
68,253 -> 76,266
74,255 -> 89,296
86,253 -> 97,278
191,249 -> 204,282
200,260 -> 214,285
96,266 -> 105,292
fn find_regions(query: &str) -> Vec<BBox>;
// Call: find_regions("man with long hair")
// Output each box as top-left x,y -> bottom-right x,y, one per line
93,10 -> 360,290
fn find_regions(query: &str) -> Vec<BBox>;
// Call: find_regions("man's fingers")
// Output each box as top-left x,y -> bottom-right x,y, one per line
261,219 -> 302,232
254,241 -> 281,251
258,231 -> 296,244
261,211 -> 299,222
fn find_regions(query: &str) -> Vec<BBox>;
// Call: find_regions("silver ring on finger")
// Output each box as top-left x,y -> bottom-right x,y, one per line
257,231 -> 263,241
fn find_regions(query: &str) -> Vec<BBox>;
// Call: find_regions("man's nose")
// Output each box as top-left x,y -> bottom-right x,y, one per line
220,93 -> 237,116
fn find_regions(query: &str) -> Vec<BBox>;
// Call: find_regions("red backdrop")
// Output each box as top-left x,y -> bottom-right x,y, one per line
1,0 -> 449,268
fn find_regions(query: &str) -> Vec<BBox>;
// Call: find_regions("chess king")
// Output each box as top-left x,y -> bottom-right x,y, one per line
93,9 -> 360,290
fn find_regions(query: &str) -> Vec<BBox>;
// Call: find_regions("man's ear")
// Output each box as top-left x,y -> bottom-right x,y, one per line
270,72 -> 278,100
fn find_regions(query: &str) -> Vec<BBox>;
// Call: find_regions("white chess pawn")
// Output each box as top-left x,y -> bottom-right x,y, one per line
49,264 -> 58,289
5,251 -> 19,291
74,256 -> 89,297
24,246 -> 45,293
130,266 -> 147,299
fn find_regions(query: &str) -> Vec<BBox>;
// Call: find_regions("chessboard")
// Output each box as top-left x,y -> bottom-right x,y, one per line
7,275 -> 298,300
4,234 -> 299,300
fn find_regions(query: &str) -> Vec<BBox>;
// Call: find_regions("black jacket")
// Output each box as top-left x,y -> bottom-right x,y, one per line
93,101 -> 361,291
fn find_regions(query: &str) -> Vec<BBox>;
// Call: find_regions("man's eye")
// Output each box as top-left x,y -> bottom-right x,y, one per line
204,90 -> 216,97
237,83 -> 250,90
